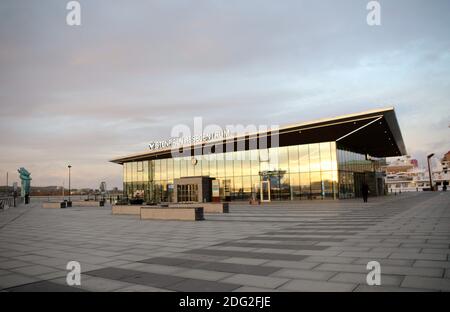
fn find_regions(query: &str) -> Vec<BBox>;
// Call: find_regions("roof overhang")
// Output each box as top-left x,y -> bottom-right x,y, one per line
110,107 -> 407,164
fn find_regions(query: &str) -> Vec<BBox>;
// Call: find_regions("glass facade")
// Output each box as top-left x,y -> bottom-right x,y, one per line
123,141 -> 378,202
336,147 -> 378,198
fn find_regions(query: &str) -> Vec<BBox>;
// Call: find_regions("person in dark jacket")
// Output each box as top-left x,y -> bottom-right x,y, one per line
362,183 -> 369,203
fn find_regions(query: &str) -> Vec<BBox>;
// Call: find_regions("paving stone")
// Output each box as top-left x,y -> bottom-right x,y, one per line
171,268 -> 233,281
353,258 -> 415,267
233,286 -> 280,292
166,278 -> 240,292
0,260 -> 32,270
140,256 -> 191,266
304,256 -> 356,264
6,280 -> 86,292
221,273 -> 288,289
0,273 -> 38,290
280,279 -> 356,292
217,241 -> 328,251
184,248 -> 308,261
122,263 -> 185,275
338,251 -> 391,258
199,261 -> 281,276
271,268 -> 336,281
329,272 -> 404,286
314,263 -> 367,274
77,276 -> 132,292
381,265 -> 444,277
401,276 -> 450,291
115,284 -> 172,292
389,252 -> 447,261
11,264 -> 59,276
262,260 -> 319,270
413,260 -> 450,268
354,285 -> 432,292
220,257 -> 269,266
1,192 -> 449,291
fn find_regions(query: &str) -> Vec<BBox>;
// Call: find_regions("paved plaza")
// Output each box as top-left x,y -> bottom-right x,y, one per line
0,192 -> 449,292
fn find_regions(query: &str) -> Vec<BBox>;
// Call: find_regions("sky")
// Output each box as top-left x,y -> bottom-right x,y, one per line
0,0 -> 449,189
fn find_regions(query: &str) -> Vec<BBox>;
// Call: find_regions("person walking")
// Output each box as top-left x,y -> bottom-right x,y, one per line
362,183 -> 369,203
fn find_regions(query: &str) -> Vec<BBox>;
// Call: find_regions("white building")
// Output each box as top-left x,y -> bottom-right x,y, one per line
384,153 -> 450,193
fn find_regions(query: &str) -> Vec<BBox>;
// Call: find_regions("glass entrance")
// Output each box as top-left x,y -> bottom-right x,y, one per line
260,180 -> 271,202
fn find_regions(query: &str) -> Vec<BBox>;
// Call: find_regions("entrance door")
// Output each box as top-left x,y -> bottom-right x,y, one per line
260,180 -> 271,202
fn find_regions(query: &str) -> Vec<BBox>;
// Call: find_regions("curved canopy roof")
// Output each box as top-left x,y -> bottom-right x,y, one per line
111,107 -> 406,164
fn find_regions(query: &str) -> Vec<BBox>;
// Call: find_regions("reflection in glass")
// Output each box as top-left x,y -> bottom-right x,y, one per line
299,145 -> 310,172
122,141 -> 379,201
309,144 -> 321,172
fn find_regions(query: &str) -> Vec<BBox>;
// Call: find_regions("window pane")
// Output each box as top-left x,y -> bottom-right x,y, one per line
279,147 -> 289,172
194,157 -> 202,176
234,152 -> 242,177
300,172 -> 310,199
180,158 -> 187,177
331,142 -> 338,171
252,175 -> 260,200
280,173 -> 290,200
216,153 -> 225,177
288,145 -> 299,173
309,144 -> 321,172
154,160 -> 161,181
320,142 -> 332,171
321,171 -> 335,199
137,162 -> 143,182
209,153 -> 217,177
299,145 -> 310,172
143,161 -> 149,181
310,171 -> 322,199
225,153 -> 234,178
242,151 -> 251,176
250,150 -> 260,175
269,148 -> 279,171
260,149 -> 269,172
242,176 -> 252,200
173,159 -> 180,179
160,159 -> 167,180
187,157 -> 194,176
290,172 -> 300,200
167,159 -> 173,180
233,176 -> 243,200
201,155 -> 210,176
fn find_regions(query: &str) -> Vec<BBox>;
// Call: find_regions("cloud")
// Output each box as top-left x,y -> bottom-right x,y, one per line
0,0 -> 449,187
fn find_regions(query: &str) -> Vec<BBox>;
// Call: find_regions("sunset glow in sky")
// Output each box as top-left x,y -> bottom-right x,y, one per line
1,0 -> 449,188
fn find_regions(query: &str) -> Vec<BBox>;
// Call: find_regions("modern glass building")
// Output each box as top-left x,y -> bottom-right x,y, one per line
111,108 -> 406,203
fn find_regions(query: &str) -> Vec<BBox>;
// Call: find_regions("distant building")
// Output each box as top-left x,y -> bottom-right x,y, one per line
433,151 -> 450,190
384,153 -> 449,192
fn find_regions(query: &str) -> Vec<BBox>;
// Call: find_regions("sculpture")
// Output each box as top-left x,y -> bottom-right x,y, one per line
17,167 -> 32,198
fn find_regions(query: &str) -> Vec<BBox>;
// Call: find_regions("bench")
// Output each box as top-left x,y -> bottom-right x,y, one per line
169,202 -> 229,213
112,205 -> 141,215
140,207 -> 204,221
71,201 -> 105,207
42,202 -> 67,209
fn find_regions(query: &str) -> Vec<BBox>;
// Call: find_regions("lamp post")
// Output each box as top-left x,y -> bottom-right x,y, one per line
427,154 -> 434,191
68,165 -> 72,202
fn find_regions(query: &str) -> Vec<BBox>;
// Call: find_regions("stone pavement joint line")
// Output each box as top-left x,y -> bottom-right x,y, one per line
0,192 -> 449,291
